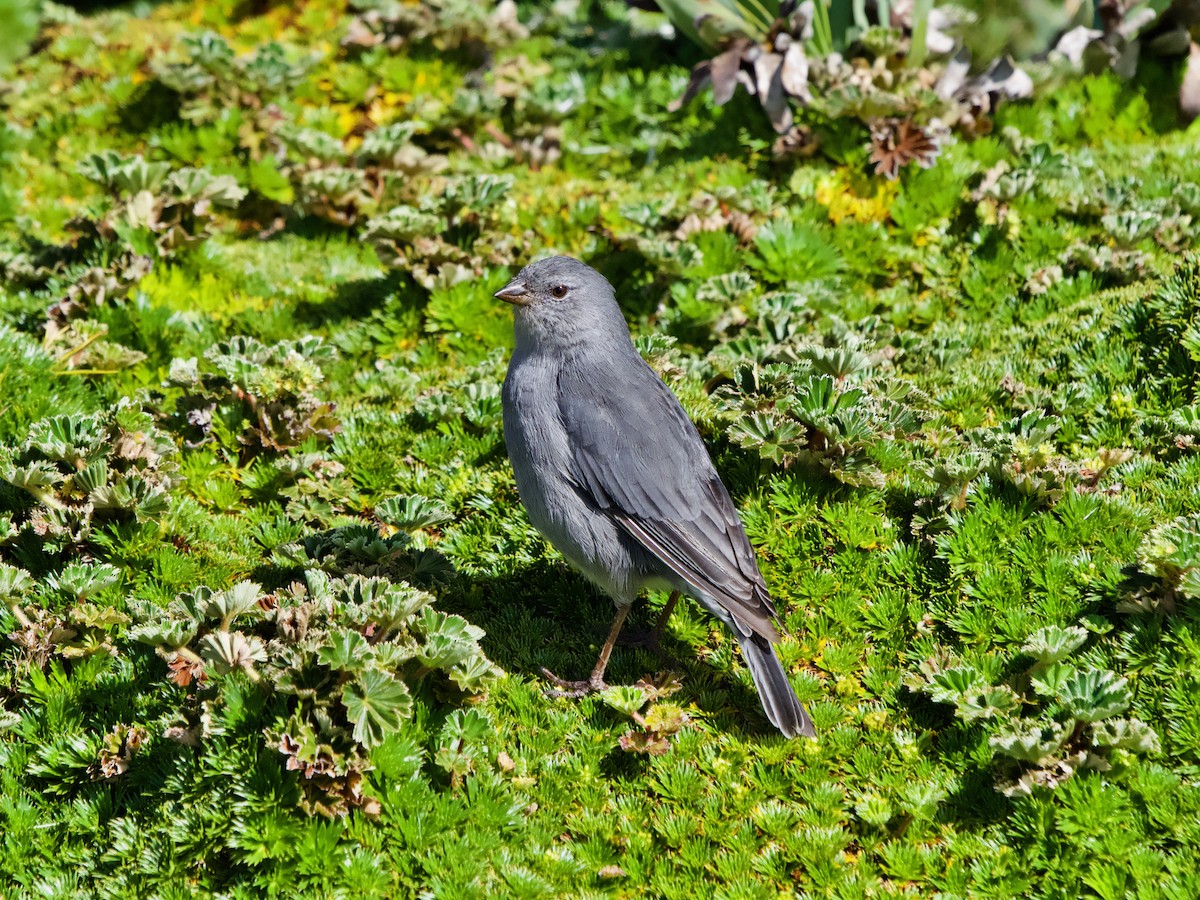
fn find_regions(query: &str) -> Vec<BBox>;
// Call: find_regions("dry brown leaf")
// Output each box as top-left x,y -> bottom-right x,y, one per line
868,119 -> 941,179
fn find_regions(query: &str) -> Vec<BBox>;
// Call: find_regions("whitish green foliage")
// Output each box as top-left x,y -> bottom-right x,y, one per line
129,572 -> 498,815
167,335 -> 339,455
0,403 -> 177,550
77,152 -> 246,258
1133,514 -> 1200,607
910,630 -> 1155,797
1,0 -> 1199,896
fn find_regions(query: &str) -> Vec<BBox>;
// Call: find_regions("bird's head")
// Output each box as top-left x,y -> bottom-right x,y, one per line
494,256 -> 630,351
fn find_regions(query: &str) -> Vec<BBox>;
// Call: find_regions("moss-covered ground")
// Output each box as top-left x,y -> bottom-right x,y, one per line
2,1 -> 1200,897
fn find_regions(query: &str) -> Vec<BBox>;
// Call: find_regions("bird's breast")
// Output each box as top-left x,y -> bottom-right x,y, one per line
501,353 -> 654,602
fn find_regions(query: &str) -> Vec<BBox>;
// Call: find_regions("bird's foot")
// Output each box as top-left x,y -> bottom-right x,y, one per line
539,667 -> 607,698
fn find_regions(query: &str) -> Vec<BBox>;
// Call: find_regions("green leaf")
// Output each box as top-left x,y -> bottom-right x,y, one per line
1022,625 -> 1088,665
416,607 -> 486,669
0,0 -> 40,70
375,494 -> 453,531
1090,718 -> 1160,754
129,619 -> 198,650
342,669 -> 413,748
199,630 -> 268,677
752,221 -> 843,284
601,684 -> 649,717
208,582 -> 264,628
434,709 -> 491,777
955,685 -> 1021,722
924,666 -> 988,704
989,721 -> 1071,764
317,630 -> 371,673
45,563 -> 121,602
0,563 -> 33,600
1058,669 -> 1131,723
1030,662 -> 1072,698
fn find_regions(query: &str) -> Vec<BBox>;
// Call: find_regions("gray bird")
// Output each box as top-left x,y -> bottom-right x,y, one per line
495,256 -> 815,738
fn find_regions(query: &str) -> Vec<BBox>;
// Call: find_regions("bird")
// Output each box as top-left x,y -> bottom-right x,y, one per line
495,255 -> 816,738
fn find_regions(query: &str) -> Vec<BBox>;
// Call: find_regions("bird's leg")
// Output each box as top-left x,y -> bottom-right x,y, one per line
652,590 -> 680,635
616,590 -> 681,651
541,603 -> 632,698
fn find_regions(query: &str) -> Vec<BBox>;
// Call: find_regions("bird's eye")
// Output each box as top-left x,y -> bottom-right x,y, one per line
550,284 -> 569,299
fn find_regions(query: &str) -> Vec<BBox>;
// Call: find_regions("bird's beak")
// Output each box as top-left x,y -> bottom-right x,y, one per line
494,280 -> 530,305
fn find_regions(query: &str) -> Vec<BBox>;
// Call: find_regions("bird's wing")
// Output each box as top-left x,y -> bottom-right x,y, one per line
557,355 -> 780,641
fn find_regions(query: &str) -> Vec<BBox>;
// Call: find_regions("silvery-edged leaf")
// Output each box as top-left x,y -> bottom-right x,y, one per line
129,619 -> 198,650
0,704 -> 20,732
173,585 -> 215,622
357,121 -> 421,162
375,494 -> 452,531
955,685 -> 1021,721
779,42 -> 811,102
925,665 -> 988,704
1030,661 -> 1073,698
317,630 -> 372,672
75,459 -> 109,495
3,461 -> 63,497
434,708 -> 492,776
449,654 -> 499,692
373,582 -> 441,630
442,174 -> 514,215
440,708 -> 492,749
124,191 -> 161,231
167,168 -> 247,207
371,640 -> 419,669
166,356 -> 202,388
70,605 -> 130,628
1090,718 -> 1160,753
416,607 -> 485,669
207,582 -> 264,628
602,684 -> 649,717
28,414 -> 106,464
1057,669 -> 1131,722
989,720 -> 1071,763
276,125 -> 347,163
0,563 -> 34,600
46,562 -> 121,601
78,153 -> 171,195
1022,625 -> 1088,665
199,630 -> 268,677
342,669 -> 413,748
362,205 -> 442,242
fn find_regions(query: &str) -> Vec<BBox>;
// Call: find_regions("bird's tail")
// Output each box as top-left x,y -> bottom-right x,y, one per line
738,632 -> 816,738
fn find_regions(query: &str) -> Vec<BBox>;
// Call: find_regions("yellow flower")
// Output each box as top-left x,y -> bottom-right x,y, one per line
816,169 -> 897,225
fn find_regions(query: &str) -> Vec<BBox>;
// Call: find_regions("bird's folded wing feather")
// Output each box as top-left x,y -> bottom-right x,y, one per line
558,357 -> 779,641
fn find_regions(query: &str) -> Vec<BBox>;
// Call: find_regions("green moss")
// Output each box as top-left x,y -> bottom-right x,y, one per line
1,0 -> 1200,895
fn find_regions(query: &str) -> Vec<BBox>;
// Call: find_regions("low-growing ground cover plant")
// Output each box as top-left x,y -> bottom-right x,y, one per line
1,0 -> 1199,896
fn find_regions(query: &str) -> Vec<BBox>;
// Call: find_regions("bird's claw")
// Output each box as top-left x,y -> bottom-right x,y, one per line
539,667 -> 607,698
